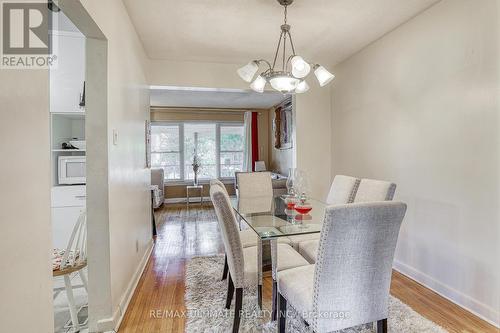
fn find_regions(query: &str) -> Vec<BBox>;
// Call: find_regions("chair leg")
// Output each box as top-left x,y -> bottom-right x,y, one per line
64,275 -> 80,331
232,288 -> 243,333
225,273 -> 234,309
222,254 -> 229,281
271,279 -> 277,321
377,318 -> 388,333
257,284 -> 262,309
79,270 -> 88,292
278,292 -> 287,333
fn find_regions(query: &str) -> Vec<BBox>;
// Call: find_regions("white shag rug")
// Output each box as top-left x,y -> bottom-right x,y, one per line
185,256 -> 448,333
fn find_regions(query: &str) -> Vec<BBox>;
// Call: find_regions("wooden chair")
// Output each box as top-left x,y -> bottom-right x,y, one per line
53,210 -> 87,331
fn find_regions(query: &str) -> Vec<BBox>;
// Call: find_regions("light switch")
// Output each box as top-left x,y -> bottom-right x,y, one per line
113,129 -> 118,145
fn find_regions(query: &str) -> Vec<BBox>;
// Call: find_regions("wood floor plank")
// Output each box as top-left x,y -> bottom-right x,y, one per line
117,204 -> 498,333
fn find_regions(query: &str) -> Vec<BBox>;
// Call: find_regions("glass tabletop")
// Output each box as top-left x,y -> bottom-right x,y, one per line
231,196 -> 327,240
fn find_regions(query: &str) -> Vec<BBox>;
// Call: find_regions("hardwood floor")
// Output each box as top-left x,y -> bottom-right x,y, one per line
118,204 -> 498,333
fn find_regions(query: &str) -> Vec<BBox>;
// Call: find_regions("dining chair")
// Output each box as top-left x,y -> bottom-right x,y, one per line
210,185 -> 309,331
235,171 -> 273,198
288,175 -> 360,249
298,177 -> 397,264
210,179 -> 259,281
52,210 -> 88,331
234,172 -> 293,309
353,178 -> 397,202
278,201 -> 407,333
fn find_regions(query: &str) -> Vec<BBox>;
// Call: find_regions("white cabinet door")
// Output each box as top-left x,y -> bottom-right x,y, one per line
52,206 -> 85,249
50,32 -> 85,113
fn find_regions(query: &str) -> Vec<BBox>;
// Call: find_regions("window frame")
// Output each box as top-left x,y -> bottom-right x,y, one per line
150,122 -> 183,181
151,120 -> 244,184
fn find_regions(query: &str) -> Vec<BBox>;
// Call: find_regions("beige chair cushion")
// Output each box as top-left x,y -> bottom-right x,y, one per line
243,243 -> 309,285
278,264 -> 315,320
239,229 -> 258,248
286,233 -> 321,249
298,239 -> 319,264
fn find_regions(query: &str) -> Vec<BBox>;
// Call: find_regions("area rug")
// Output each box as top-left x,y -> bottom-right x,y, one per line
185,256 -> 448,333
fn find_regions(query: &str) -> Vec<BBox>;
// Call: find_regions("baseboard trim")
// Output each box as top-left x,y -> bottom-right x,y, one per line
111,239 -> 155,332
393,260 -> 500,328
164,196 -> 211,204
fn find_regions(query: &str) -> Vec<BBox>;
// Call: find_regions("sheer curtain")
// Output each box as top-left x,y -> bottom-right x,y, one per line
242,111 -> 252,172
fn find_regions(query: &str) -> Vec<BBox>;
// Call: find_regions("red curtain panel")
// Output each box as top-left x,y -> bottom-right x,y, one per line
251,112 -> 259,171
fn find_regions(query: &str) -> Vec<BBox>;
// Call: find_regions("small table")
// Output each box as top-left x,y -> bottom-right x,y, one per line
186,185 -> 204,207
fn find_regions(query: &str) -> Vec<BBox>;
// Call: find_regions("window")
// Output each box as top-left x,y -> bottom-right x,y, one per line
184,123 -> 216,180
151,124 -> 181,180
220,125 -> 244,178
151,122 -> 245,181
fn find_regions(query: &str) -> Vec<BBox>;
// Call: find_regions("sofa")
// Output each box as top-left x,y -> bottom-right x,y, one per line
151,168 -> 165,208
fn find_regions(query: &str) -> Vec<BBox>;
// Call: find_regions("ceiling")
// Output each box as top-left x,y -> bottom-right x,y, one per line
123,0 -> 440,65
150,86 -> 288,109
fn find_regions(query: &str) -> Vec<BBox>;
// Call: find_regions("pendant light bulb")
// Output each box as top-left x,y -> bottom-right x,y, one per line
237,61 -> 259,82
295,80 -> 310,93
314,65 -> 335,87
291,56 -> 311,78
250,75 -> 267,93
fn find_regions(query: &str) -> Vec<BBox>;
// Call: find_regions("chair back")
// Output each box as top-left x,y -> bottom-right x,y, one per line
236,171 -> 273,198
325,175 -> 360,205
312,202 -> 407,332
354,178 -> 396,202
60,209 -> 87,270
151,168 -> 165,189
210,185 -> 246,288
210,179 -> 227,194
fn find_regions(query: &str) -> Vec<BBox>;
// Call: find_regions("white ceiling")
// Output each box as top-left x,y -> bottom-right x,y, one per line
123,0 -> 440,65
150,86 -> 288,109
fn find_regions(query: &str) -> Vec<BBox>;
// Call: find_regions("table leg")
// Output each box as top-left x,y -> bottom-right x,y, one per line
257,238 -> 266,310
271,238 -> 278,320
187,189 -> 190,207
200,187 -> 203,207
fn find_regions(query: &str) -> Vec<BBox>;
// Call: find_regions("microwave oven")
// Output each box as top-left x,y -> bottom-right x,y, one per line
58,155 -> 86,185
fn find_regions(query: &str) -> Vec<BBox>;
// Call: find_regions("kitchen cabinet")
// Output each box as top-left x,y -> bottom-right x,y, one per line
49,31 -> 85,114
51,185 -> 86,249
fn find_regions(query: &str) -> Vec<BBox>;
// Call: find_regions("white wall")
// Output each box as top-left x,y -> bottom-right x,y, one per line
147,59 -> 332,199
331,0 -> 499,326
0,69 -> 53,333
79,0 -> 152,330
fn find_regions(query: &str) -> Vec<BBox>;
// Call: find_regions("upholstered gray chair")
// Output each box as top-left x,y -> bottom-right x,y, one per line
278,201 -> 407,333
210,185 -> 309,331
288,175 -> 360,249
298,177 -> 397,264
210,180 -> 259,281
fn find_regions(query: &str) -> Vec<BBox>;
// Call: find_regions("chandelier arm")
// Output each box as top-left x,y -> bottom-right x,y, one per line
256,59 -> 273,71
271,31 -> 284,71
282,31 -> 287,71
287,30 -> 296,56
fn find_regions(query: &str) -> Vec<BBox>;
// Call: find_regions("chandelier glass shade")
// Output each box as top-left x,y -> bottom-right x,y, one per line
237,0 -> 335,94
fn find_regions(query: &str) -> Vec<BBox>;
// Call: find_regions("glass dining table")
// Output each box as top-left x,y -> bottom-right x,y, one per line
231,195 -> 327,309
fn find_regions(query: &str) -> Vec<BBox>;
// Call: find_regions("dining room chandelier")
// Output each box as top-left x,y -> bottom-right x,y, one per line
237,0 -> 335,94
